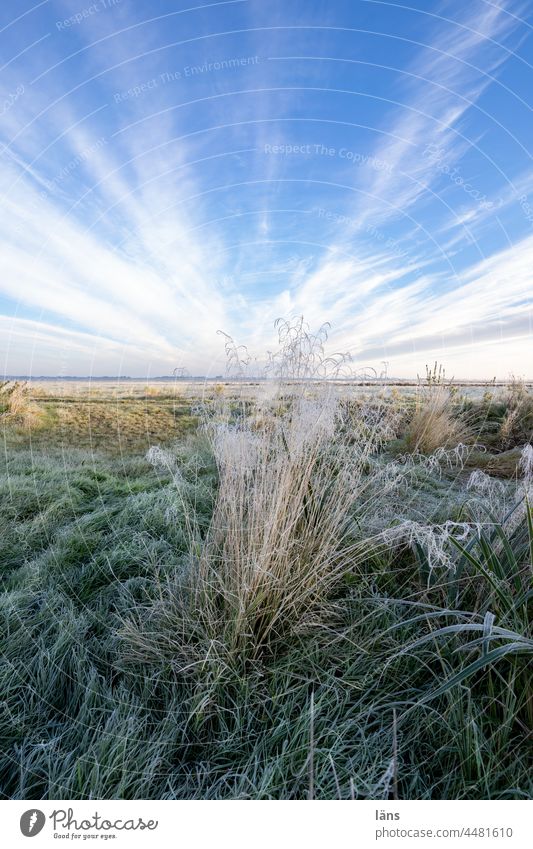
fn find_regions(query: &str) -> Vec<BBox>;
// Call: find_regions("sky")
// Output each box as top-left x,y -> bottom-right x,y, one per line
0,0 -> 532,379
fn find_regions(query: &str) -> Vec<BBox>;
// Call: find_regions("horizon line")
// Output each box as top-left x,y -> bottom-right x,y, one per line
4,375 -> 533,385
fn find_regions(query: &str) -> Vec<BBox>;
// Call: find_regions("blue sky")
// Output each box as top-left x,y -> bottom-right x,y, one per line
0,0 -> 532,378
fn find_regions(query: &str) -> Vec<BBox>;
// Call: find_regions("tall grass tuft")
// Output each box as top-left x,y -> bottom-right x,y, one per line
0,380 -> 42,426
172,319 -> 391,663
499,378 -> 533,448
403,379 -> 467,455
196,394 -> 373,658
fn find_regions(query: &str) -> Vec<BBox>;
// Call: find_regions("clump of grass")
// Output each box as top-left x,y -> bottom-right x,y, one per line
125,320 -> 393,669
395,485 -> 532,741
402,366 -> 467,455
195,394 -> 375,659
499,378 -> 533,449
0,380 -> 42,426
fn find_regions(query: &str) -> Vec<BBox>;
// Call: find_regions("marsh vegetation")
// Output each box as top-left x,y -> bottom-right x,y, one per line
1,322 -> 532,799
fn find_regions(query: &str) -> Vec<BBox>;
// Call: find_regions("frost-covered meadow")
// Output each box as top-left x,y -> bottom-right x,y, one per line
1,322 -> 532,799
